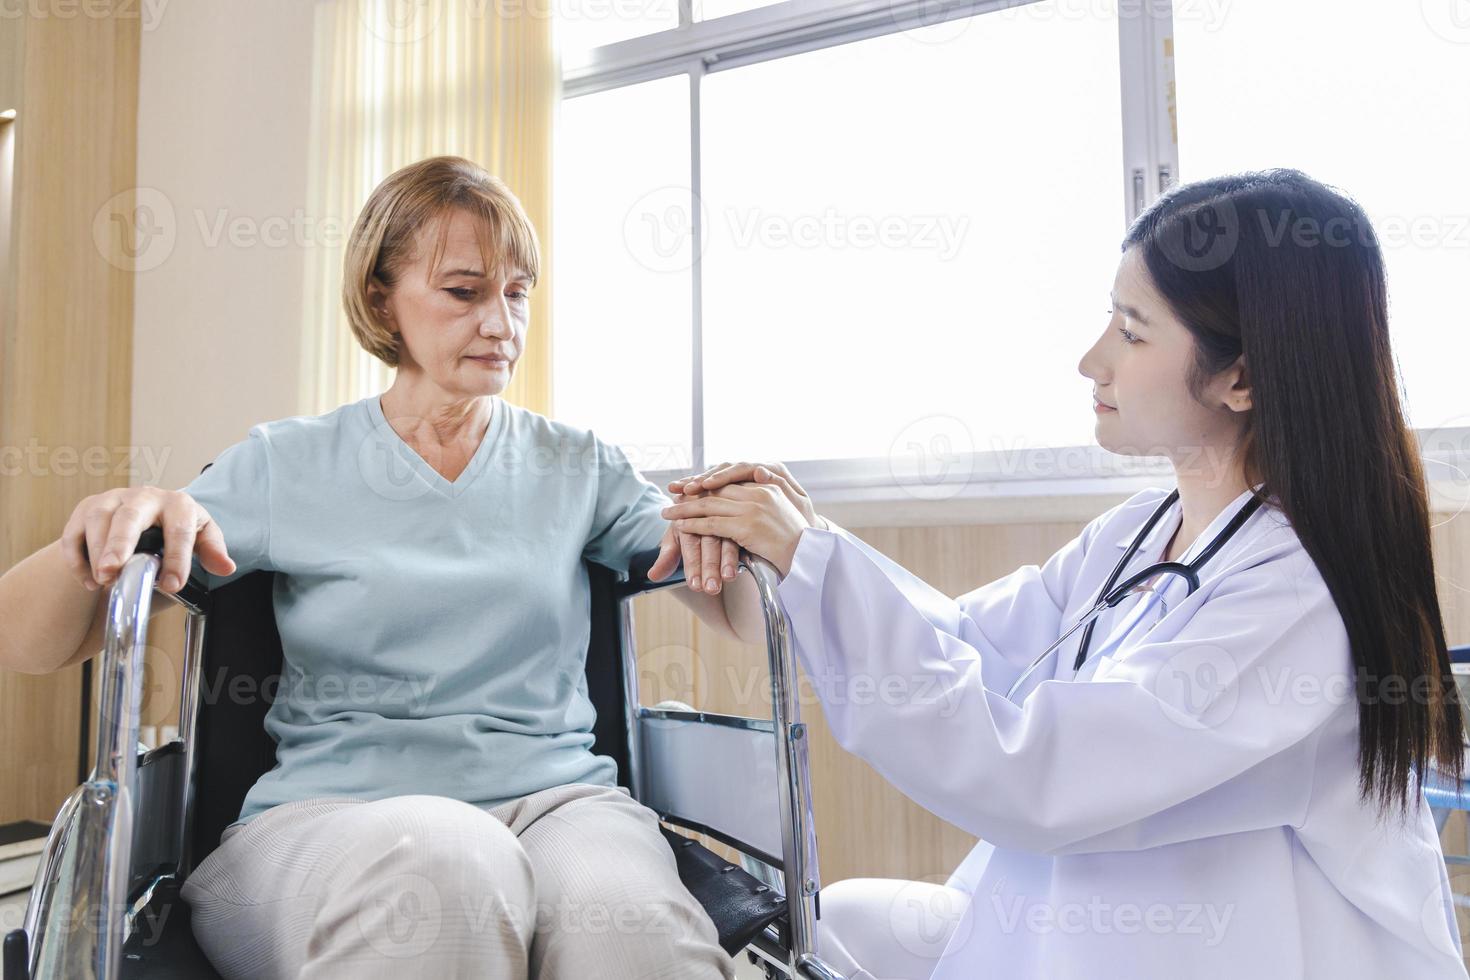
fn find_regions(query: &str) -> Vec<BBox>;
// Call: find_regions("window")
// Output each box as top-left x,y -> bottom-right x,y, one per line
552,75 -> 695,470
700,9 -> 1124,462
555,0 -> 1147,488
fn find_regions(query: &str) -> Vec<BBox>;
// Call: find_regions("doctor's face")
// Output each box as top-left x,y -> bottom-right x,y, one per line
372,208 -> 531,400
1077,247 -> 1249,468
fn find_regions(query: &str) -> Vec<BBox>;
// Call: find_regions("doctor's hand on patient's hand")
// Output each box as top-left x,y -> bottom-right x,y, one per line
667,461 -> 824,531
659,464 -> 820,578
646,497 -> 741,595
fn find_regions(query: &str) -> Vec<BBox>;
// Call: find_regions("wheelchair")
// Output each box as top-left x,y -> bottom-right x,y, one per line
3,523 -> 846,980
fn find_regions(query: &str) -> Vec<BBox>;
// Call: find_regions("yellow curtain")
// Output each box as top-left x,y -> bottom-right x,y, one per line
300,0 -> 557,416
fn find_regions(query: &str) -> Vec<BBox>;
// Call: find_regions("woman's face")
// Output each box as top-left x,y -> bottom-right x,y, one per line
1078,246 -> 1250,471
372,208 -> 532,399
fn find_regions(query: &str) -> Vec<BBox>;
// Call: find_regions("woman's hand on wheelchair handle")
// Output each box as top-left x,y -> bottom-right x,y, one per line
647,495 -> 741,595
61,487 -> 235,595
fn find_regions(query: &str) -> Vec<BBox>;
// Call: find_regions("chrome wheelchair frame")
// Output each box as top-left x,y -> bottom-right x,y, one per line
3,529 -> 845,980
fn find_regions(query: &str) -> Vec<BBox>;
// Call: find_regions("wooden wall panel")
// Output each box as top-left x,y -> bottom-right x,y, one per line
0,5 -> 139,824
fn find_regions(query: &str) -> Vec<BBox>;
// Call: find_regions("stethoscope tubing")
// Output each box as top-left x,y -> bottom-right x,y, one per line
1001,487 -> 1264,702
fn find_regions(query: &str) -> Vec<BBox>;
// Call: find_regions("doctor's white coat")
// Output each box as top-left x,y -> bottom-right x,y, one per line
775,486 -> 1467,979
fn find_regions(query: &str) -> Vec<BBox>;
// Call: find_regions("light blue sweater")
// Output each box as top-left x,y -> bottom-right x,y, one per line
180,394 -> 670,833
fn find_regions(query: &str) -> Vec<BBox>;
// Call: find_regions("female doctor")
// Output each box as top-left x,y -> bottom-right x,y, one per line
656,169 -> 1470,979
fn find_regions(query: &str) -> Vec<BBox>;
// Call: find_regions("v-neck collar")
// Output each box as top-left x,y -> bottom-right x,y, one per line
364,394 -> 506,497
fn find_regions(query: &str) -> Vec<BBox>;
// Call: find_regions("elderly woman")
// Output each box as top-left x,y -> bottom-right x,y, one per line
0,156 -> 762,979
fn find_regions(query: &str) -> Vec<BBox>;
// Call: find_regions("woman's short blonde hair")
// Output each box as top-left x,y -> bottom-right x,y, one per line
342,155 -> 542,367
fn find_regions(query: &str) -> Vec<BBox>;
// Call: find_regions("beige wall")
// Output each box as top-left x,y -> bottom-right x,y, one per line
131,0 -> 317,493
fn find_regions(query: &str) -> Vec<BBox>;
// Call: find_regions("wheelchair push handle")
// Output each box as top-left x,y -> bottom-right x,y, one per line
78,524 -> 166,563
81,524 -> 210,611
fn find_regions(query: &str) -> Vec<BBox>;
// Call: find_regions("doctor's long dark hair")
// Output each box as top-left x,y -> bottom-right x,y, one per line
1122,168 -> 1462,817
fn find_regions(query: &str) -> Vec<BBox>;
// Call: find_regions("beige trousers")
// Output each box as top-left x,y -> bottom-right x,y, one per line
178,783 -> 735,980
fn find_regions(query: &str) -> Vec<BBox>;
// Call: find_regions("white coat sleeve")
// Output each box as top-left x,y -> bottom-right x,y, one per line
814,517 -> 1106,696
775,524 -> 1352,855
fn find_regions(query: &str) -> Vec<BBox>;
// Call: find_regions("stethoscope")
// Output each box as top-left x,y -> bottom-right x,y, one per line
1002,487 -> 1265,702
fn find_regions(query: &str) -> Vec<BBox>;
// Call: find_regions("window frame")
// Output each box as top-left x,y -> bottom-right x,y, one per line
557,0 -> 1193,510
